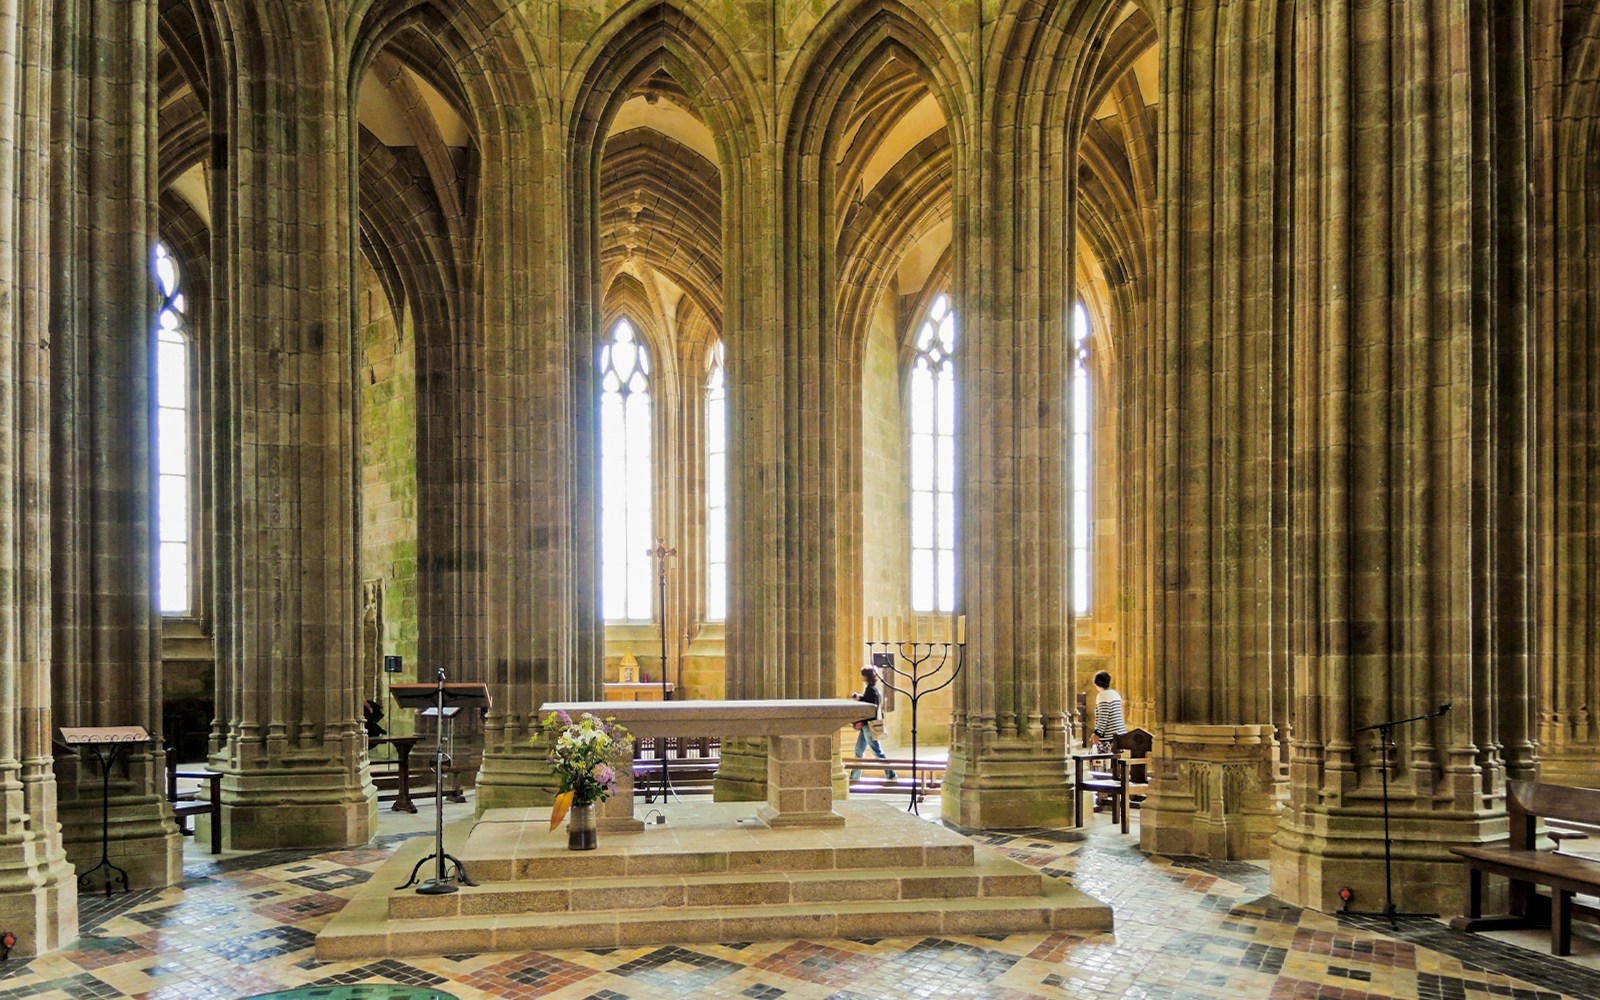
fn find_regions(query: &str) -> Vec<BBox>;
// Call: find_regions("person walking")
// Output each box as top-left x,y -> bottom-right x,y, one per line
849,666 -> 898,782
1092,670 -> 1127,752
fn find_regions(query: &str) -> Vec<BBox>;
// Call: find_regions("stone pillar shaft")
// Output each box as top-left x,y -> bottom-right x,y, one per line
1533,1 -> 1600,790
1139,0 -> 1290,859
1271,0 -> 1533,913
47,0 -> 181,888
0,0 -> 78,955
941,12 -> 1076,832
212,1 -> 373,848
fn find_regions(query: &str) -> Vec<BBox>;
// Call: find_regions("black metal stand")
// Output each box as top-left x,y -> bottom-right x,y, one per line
1347,703 -> 1452,928
865,635 -> 965,815
398,669 -> 477,894
75,741 -> 139,899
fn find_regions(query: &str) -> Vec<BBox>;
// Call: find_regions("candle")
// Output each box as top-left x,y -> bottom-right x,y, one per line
893,615 -> 903,641
957,615 -> 966,645
866,615 -> 876,643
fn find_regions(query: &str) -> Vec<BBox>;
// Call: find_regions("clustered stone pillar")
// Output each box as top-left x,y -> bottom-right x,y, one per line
47,0 -> 182,889
1270,0 -> 1535,913
474,117 -> 587,814
210,2 -> 374,848
0,0 -> 79,956
1532,1 -> 1600,791
1138,0 -> 1289,860
941,12 -> 1075,832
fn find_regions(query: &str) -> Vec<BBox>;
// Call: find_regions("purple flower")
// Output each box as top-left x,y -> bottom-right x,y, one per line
595,764 -> 615,787
557,710 -> 573,725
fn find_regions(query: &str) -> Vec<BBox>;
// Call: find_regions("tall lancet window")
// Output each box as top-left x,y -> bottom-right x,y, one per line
154,242 -> 190,614
600,318 -> 654,621
1071,302 -> 1091,616
705,341 -> 728,621
910,293 -> 957,613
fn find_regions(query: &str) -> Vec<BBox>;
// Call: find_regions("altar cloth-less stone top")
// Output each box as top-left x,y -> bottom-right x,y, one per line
538,699 -> 874,739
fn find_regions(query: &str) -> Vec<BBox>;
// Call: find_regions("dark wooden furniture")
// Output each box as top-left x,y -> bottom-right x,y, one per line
1074,728 -> 1153,833
843,756 -> 946,801
368,735 -> 421,813
1450,780 -> 1600,956
633,736 -> 720,797
165,755 -> 221,855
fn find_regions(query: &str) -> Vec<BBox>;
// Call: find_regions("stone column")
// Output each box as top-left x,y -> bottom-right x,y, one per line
1532,2 -> 1600,790
474,97 -> 596,812
210,1 -> 374,848
47,0 -> 182,887
941,12 -> 1075,832
1271,0 -> 1534,913
1137,0 -> 1291,859
0,0 -> 79,955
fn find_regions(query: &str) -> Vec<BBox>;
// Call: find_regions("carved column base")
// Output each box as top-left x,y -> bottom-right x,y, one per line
474,745 -> 558,815
1139,724 -> 1281,860
0,862 -> 76,957
1535,732 -> 1599,789
58,798 -> 182,891
1272,804 -> 1508,914
0,783 -> 77,956
713,737 -> 767,802
941,733 -> 1072,830
219,767 -> 376,850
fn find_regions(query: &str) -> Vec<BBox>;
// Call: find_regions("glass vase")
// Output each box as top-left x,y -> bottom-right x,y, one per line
567,801 -> 598,851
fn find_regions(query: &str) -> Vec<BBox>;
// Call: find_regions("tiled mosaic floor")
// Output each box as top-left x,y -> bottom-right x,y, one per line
3,804 -> 1599,999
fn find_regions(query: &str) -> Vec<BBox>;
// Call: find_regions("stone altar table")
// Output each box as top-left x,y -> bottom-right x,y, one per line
539,699 -> 875,829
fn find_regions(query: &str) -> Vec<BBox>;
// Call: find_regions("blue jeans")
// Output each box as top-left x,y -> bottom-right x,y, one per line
850,726 -> 897,781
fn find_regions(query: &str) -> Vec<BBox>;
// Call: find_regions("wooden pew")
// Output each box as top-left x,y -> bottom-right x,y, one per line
1450,780 -> 1600,955
843,757 -> 945,801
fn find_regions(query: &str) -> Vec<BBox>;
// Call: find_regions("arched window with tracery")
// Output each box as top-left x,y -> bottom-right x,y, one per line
154,242 -> 191,614
600,317 -> 654,621
910,293 -> 956,613
1071,302 -> 1091,616
705,341 -> 727,621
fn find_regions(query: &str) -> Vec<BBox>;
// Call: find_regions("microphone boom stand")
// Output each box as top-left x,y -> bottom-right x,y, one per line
1348,702 -> 1451,929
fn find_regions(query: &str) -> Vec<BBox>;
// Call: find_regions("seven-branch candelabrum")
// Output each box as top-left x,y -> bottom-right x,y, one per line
863,615 -> 965,814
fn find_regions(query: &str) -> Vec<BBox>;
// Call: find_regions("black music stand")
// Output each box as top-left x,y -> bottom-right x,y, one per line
58,726 -> 153,898
391,673 -> 491,894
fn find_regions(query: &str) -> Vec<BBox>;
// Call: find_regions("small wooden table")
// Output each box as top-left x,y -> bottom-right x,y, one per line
541,699 -> 875,830
369,736 -> 420,813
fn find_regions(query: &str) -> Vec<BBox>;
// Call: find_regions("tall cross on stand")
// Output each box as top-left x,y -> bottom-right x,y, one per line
648,539 -> 677,702
647,538 -> 679,813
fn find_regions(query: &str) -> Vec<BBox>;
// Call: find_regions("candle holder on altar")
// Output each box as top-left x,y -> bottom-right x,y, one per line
864,615 -> 966,815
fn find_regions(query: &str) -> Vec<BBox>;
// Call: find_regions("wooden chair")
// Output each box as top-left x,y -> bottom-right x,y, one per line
165,754 -> 222,854
1075,728 -> 1153,833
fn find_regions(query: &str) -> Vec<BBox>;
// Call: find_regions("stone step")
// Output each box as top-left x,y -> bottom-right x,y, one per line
386,854 -> 1043,920
319,876 -> 1111,960
460,802 -> 976,882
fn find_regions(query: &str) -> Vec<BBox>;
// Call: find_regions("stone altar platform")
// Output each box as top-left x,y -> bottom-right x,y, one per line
542,698 -> 875,829
316,801 -> 1112,959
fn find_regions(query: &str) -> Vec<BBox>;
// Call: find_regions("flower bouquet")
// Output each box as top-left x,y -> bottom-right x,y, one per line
538,711 -> 632,850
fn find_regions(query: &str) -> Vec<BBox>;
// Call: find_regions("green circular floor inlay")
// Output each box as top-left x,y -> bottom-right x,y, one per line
242,988 -> 457,1000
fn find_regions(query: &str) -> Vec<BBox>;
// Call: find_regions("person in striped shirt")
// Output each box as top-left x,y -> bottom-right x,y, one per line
1092,671 -> 1127,753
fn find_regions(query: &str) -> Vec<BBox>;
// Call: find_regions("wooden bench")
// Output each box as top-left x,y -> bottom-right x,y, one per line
1450,779 -> 1600,955
165,756 -> 221,855
844,757 -> 945,800
634,736 -> 721,797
